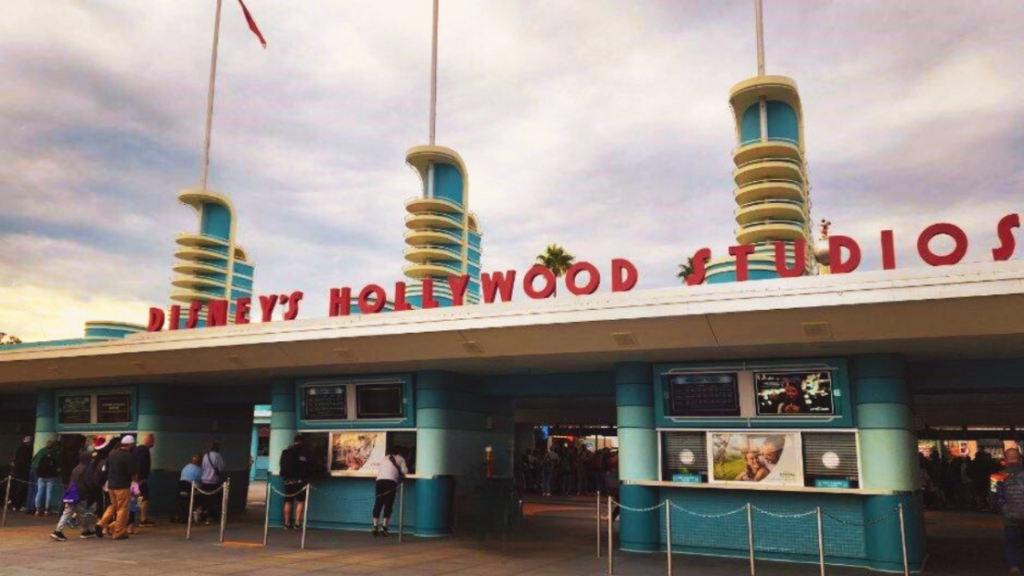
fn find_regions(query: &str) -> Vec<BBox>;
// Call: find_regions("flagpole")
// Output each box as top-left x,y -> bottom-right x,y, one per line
429,0 -> 439,145
201,0 -> 224,191
754,0 -> 765,76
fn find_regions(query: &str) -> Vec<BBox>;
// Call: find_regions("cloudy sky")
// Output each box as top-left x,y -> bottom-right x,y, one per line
2,1 -> 1023,341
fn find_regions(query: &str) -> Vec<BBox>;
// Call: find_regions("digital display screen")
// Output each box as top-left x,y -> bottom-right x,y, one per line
304,386 -> 347,421
754,370 -> 834,416
356,384 -> 404,418
58,395 -> 92,425
665,373 -> 740,417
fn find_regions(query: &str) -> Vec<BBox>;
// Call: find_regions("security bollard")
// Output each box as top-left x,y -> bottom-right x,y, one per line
596,491 -> 601,558
398,483 -> 405,543
263,482 -> 271,546
607,496 -> 614,576
665,500 -> 672,576
219,479 -> 230,543
186,482 -> 196,540
2,476 -> 11,528
301,484 -> 311,549
816,506 -> 825,576
899,504 -> 909,576
746,503 -> 755,576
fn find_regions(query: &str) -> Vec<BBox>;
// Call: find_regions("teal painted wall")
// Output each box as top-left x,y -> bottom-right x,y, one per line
766,101 -> 799,143
200,203 -> 232,240
433,164 -> 464,206
705,268 -> 781,284
740,104 -> 761,144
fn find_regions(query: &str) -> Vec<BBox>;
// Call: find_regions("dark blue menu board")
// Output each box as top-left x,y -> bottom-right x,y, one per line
666,373 -> 740,417
97,394 -> 131,424
58,395 -> 92,424
304,386 -> 347,421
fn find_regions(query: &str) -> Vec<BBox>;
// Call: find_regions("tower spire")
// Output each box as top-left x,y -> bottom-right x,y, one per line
755,0 -> 765,76
429,0 -> 439,145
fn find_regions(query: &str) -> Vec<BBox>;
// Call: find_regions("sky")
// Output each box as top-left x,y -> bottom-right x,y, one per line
2,1 -> 1023,341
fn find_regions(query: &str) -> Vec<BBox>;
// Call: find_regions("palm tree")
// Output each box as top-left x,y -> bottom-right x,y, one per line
0,332 -> 22,345
536,244 -> 575,296
677,257 -> 695,285
536,244 -> 575,277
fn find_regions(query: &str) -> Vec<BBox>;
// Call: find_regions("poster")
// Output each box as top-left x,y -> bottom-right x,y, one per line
58,395 -> 92,424
709,432 -> 803,486
754,370 -> 834,416
97,394 -> 131,423
330,431 -> 386,474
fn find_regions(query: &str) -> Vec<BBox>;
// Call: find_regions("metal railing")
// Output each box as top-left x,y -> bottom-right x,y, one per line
600,495 -> 911,576
185,479 -> 231,543
404,228 -> 465,244
734,156 -> 805,171
405,211 -> 465,226
404,244 -> 464,260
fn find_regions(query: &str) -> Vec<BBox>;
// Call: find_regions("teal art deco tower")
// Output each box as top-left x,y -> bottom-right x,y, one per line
170,188 -> 255,323
705,0 -> 813,283
401,1 -> 482,307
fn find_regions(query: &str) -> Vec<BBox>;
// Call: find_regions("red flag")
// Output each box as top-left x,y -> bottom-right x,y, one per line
236,0 -> 267,48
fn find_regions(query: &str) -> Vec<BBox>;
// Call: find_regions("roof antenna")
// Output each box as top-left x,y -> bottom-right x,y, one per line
755,0 -> 766,76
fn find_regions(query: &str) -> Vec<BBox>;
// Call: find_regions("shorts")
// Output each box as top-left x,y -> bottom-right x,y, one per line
283,480 -> 308,504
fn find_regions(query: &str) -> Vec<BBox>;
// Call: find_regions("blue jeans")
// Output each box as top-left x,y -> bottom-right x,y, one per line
1007,525 -> 1024,571
541,469 -> 553,494
25,470 -> 38,512
36,477 -> 57,512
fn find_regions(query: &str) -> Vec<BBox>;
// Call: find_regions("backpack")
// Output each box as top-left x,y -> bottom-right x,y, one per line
389,455 -> 406,481
279,446 -> 300,479
82,456 -> 108,492
36,451 -> 57,478
1000,471 -> 1024,522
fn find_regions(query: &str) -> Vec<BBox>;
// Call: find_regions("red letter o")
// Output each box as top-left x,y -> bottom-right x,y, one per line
564,262 -> 600,295
523,265 -> 557,299
917,223 -> 968,266
358,284 -> 387,314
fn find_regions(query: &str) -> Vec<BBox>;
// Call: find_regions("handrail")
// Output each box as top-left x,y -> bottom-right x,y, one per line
737,219 -> 806,231
732,137 -> 800,155
404,196 -> 464,211
172,274 -> 226,287
405,211 -> 464,225
173,260 -> 228,273
402,262 -> 463,275
736,198 -> 806,210
404,245 -> 463,258
734,156 -> 804,171
405,228 -> 464,243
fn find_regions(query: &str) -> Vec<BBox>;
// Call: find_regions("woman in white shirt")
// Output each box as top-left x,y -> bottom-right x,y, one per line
371,445 -> 408,537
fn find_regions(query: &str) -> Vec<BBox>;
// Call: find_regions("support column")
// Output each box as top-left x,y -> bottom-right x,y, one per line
615,362 -> 660,552
266,379 -> 296,527
415,371 -> 457,536
852,354 -> 925,572
33,390 -> 57,450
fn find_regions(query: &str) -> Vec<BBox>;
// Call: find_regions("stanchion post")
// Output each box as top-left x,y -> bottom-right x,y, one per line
898,503 -> 909,576
665,499 -> 672,576
301,484 -> 311,550
596,491 -> 601,558
398,483 -> 405,544
262,481 -> 271,546
186,482 -> 196,540
2,476 -> 11,528
219,479 -> 229,543
607,496 -> 614,576
746,503 -> 755,576
816,506 -> 825,576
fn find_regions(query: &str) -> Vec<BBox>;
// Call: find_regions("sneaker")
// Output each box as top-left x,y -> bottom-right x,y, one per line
35,511 -> 44,517
44,510 -> 54,517
112,535 -> 129,541
50,531 -> 68,542
80,531 -> 97,539
371,525 -> 380,537
139,520 -> 156,527
95,530 -> 104,540
381,526 -> 390,538
284,523 -> 293,531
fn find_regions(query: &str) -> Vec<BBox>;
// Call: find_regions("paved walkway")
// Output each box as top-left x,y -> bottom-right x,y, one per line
0,490 -> 1009,575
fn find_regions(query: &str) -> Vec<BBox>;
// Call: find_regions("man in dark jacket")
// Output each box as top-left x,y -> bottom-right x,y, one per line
96,435 -> 137,540
280,434 -> 311,530
8,437 -> 32,511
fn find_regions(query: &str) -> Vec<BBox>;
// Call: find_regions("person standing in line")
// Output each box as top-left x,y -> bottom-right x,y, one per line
96,435 -> 137,540
8,436 -> 32,511
135,434 -> 155,527
993,448 -> 1024,575
32,440 -> 62,516
78,436 -> 112,539
50,452 -> 95,542
201,441 -> 226,524
172,455 -> 203,523
279,434 -> 311,531
371,445 -> 408,537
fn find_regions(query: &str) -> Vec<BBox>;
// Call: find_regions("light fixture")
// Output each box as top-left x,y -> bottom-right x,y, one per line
822,451 -> 840,469
611,332 -> 638,348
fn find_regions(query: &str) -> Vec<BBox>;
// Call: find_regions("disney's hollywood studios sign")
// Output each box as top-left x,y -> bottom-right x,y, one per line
146,214 -> 1024,332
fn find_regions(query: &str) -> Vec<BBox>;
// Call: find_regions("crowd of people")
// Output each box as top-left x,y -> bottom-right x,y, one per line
918,448 -> 1009,511
5,433 -> 228,542
513,443 -> 619,499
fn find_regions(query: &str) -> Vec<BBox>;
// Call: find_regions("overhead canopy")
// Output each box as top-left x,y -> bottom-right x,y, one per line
2,262 -> 1023,392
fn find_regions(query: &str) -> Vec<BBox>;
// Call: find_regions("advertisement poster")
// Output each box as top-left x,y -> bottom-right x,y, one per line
754,370 -> 834,416
330,432 -> 386,474
709,432 -> 803,486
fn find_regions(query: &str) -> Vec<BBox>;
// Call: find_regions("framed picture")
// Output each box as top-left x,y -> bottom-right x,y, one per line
754,370 -> 834,416
329,431 -> 387,474
708,431 -> 803,486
